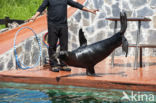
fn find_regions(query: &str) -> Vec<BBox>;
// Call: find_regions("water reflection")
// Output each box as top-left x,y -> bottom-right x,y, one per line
0,82 -> 156,103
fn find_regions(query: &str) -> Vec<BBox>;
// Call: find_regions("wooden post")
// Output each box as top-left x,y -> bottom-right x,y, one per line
5,17 -> 10,27
140,47 -> 142,67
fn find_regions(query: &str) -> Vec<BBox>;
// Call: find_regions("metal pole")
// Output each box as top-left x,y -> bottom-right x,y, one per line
5,17 -> 9,27
140,47 -> 142,67
134,21 -> 141,69
111,21 -> 118,67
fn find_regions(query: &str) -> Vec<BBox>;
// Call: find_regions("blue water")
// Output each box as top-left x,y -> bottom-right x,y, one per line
0,82 -> 156,103
0,88 -> 51,103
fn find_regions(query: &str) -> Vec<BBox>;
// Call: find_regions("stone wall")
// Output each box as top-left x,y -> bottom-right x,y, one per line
68,0 -> 156,56
0,31 -> 49,71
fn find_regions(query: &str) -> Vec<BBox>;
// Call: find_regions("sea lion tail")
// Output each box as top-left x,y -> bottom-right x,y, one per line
79,28 -> 87,46
122,35 -> 128,57
120,12 -> 127,35
120,12 -> 128,57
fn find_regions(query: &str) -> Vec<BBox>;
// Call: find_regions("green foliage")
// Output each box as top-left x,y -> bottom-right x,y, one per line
0,0 -> 43,29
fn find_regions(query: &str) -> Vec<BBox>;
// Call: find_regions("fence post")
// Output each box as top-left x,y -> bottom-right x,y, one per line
5,17 -> 10,27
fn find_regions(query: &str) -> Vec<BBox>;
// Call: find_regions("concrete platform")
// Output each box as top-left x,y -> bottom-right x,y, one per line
0,56 -> 156,92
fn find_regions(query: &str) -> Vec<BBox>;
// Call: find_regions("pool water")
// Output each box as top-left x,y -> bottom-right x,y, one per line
0,82 -> 156,103
0,88 -> 50,103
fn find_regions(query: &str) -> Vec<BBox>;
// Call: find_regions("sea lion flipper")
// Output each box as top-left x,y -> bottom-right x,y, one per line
79,28 -> 87,46
122,36 -> 128,57
120,12 -> 127,35
86,67 -> 96,76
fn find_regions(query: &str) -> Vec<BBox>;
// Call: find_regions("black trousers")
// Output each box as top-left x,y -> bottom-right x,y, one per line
48,24 -> 68,67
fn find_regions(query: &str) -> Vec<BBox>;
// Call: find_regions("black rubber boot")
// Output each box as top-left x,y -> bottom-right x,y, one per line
59,66 -> 71,72
50,66 -> 59,72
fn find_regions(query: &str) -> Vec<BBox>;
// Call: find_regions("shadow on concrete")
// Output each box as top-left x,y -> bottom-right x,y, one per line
111,62 -> 156,68
56,71 -> 127,82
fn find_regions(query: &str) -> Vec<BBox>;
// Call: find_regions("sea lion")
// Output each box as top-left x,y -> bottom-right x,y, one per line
56,12 -> 128,76
79,28 -> 87,46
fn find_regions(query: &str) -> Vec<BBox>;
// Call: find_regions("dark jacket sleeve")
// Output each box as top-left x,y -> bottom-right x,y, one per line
37,0 -> 49,13
67,0 -> 84,10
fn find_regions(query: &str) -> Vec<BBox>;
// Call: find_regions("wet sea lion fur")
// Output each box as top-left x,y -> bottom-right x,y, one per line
56,12 -> 128,76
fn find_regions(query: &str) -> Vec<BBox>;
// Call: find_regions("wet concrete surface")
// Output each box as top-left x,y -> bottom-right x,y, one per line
0,56 -> 156,92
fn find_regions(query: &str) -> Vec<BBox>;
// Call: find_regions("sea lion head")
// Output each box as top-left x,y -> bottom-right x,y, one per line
58,51 -> 69,61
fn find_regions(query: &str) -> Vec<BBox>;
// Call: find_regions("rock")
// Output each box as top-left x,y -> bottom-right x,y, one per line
7,57 -> 14,70
112,3 -> 120,17
97,20 -> 107,29
148,30 -> 156,44
150,0 -> 156,7
153,16 -> 156,28
83,11 -> 89,19
0,62 -> 4,71
25,39 -> 32,52
74,12 -> 81,22
130,0 -> 147,8
93,0 -> 104,9
86,26 -> 94,34
24,52 -> 31,66
137,7 -> 153,17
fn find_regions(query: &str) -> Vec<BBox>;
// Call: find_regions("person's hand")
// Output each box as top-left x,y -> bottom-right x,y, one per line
82,7 -> 99,15
28,16 -> 37,22
27,12 -> 40,22
90,9 -> 99,14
